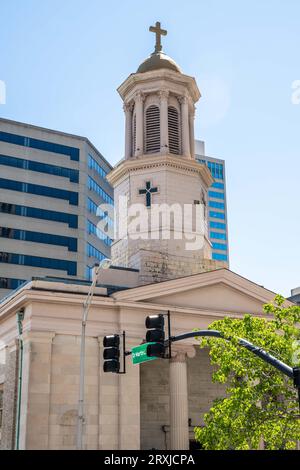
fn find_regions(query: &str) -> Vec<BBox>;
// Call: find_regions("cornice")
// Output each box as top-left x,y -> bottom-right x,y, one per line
111,268 -> 283,305
107,154 -> 213,188
117,69 -> 201,103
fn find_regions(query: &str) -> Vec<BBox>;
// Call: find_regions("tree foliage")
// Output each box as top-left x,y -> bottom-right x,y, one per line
195,295 -> 300,450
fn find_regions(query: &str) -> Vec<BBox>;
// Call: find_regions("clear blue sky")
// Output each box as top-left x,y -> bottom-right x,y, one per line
0,0 -> 299,297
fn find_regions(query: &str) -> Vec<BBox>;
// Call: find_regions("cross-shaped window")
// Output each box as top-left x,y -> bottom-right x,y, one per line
139,181 -> 158,208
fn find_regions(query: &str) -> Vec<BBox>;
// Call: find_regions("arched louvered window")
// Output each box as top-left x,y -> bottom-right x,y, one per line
145,105 -> 160,154
168,106 -> 180,155
132,112 -> 136,157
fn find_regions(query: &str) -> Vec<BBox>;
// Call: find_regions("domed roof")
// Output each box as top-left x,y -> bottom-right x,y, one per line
137,51 -> 182,74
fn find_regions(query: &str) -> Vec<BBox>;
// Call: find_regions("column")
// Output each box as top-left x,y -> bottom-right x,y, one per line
189,105 -> 196,159
123,102 -> 133,159
0,340 -> 18,450
159,89 -> 169,154
20,331 -> 55,450
179,96 -> 191,158
135,91 -> 145,157
169,344 -> 195,450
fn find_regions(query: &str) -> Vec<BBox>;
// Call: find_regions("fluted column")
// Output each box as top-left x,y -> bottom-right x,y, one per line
169,344 -> 196,450
123,102 -> 133,159
189,104 -> 196,159
179,95 -> 191,158
159,90 -> 169,154
135,91 -> 145,157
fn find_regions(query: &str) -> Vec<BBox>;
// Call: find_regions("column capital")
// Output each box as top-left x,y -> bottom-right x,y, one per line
134,91 -> 145,103
178,95 -> 189,105
171,343 -> 196,363
22,331 -> 56,345
158,89 -> 169,101
123,101 -> 134,113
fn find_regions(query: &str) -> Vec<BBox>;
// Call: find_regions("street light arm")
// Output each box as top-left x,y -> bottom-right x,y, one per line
82,273 -> 99,324
169,330 -> 294,379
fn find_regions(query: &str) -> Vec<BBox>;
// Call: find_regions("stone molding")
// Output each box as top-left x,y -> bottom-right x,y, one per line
107,154 -> 213,188
171,343 -> 196,363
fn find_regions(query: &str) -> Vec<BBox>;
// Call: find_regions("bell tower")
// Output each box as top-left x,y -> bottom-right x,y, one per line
107,22 -> 224,285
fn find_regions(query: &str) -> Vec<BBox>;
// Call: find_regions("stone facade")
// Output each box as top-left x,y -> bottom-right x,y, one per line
0,270 -> 286,449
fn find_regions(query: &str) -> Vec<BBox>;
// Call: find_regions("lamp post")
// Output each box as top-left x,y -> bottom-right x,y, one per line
76,258 -> 112,450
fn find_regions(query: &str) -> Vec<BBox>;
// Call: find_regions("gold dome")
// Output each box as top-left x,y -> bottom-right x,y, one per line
137,51 -> 182,74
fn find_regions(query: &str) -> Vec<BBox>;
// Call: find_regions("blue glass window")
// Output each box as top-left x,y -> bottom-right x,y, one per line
0,277 -> 26,290
209,211 -> 225,220
208,191 -> 225,200
0,202 -> 78,228
87,220 -> 112,246
0,154 -> 79,182
88,155 -> 108,180
209,201 -> 225,210
88,177 -> 113,205
86,243 -> 106,262
196,159 -> 224,180
212,242 -> 227,251
210,231 -> 227,240
0,131 -> 79,161
87,197 -> 98,214
0,227 -> 77,252
87,197 -> 114,227
211,182 -> 224,189
85,266 -> 93,281
212,253 -> 228,262
0,178 -> 78,205
0,251 -> 77,275
210,221 -> 226,229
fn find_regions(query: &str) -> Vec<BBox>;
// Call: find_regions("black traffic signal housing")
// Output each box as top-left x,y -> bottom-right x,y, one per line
103,335 -> 120,373
145,314 -> 166,358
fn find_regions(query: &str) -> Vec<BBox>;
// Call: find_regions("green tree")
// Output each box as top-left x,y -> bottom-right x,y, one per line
195,295 -> 300,450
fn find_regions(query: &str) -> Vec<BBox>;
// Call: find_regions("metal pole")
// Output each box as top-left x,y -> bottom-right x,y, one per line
76,273 -> 99,450
76,307 -> 87,450
76,258 -> 112,450
15,310 -> 24,450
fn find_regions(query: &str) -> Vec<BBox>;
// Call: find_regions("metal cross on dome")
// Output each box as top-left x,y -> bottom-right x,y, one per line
139,181 -> 158,208
149,21 -> 167,53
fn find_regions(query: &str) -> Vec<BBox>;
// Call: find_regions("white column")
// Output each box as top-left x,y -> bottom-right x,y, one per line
189,105 -> 196,159
169,344 -> 195,450
123,102 -> 133,159
180,96 -> 191,158
135,91 -> 145,157
20,331 -> 55,450
159,89 -> 169,154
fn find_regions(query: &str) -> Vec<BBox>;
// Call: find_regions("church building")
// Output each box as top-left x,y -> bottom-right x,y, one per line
0,22 -> 288,450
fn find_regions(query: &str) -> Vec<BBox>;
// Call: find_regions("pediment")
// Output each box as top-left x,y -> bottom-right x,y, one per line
113,269 -> 281,316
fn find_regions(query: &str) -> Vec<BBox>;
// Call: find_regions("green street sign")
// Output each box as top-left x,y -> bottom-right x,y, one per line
131,342 -> 158,365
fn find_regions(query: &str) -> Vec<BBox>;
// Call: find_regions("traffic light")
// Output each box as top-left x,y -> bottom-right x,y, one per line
145,314 -> 166,358
103,335 -> 120,373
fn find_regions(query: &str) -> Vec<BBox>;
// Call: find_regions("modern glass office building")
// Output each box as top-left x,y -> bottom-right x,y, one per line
195,140 -> 229,266
0,118 -> 113,299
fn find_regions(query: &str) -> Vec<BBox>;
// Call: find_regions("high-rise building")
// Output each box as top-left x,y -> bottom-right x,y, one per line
288,287 -> 300,305
0,118 -> 113,299
195,140 -> 229,265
